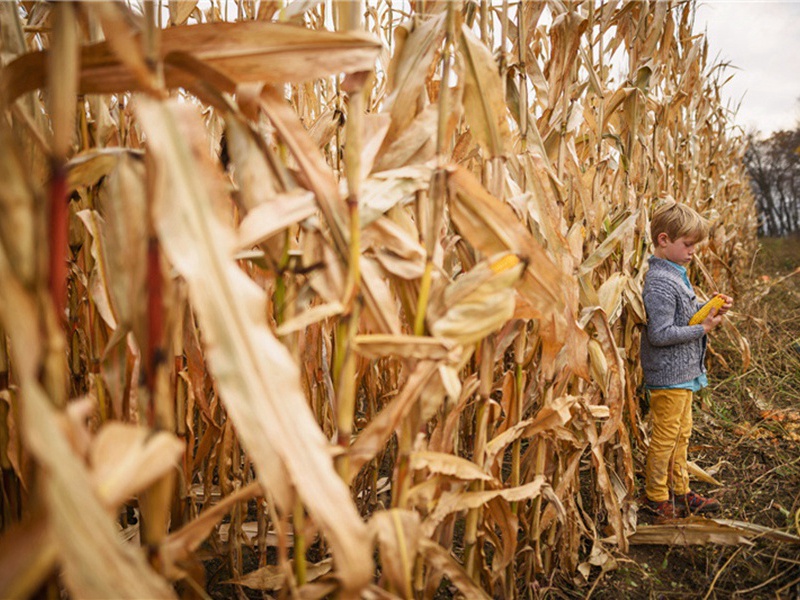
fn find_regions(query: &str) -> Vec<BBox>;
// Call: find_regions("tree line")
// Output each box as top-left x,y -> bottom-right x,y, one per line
745,121 -> 800,237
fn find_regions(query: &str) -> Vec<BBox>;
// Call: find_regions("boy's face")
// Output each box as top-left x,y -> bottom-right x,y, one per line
654,233 -> 700,265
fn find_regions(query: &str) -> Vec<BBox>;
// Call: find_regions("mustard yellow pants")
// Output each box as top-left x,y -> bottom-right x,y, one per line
645,388 -> 693,502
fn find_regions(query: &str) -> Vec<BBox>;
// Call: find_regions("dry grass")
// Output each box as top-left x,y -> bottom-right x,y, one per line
0,1 -> 765,598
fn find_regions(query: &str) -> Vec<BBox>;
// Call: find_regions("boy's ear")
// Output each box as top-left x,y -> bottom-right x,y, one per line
654,232 -> 669,247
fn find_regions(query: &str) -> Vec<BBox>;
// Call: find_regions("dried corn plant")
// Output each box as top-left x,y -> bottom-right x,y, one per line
0,1 -> 757,598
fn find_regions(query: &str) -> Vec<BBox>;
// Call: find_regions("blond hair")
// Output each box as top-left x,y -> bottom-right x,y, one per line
650,200 -> 708,244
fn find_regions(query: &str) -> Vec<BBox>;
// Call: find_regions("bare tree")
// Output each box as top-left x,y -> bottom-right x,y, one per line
745,123 -> 800,236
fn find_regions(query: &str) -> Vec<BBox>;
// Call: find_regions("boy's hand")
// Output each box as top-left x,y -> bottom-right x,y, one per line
702,293 -> 732,333
715,293 -> 733,316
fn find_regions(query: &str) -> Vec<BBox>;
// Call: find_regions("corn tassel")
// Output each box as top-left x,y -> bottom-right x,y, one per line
689,294 -> 726,326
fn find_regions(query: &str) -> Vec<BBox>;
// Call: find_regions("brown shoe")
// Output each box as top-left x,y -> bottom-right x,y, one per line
674,490 -> 720,514
642,497 -> 684,519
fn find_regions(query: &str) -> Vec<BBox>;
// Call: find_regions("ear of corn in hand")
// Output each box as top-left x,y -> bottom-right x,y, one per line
689,294 -> 726,326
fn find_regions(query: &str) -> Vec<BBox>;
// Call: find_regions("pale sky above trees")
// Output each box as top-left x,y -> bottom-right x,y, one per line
697,1 -> 800,137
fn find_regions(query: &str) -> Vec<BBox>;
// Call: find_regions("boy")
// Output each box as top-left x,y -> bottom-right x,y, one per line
640,200 -> 733,519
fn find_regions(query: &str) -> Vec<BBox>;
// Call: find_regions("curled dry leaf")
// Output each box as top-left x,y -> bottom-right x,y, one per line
382,12 -> 446,141
362,216 -> 426,280
448,165 -> 570,336
236,189 -> 317,250
428,254 -> 525,345
90,422 -> 184,508
21,381 -> 176,599
359,165 -> 432,224
75,210 -> 118,330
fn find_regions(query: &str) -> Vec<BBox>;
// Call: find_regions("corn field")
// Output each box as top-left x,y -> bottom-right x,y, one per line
0,1 -> 758,598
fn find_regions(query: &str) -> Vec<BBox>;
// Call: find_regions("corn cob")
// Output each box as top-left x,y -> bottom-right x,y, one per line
689,294 -> 726,326
490,253 -> 521,273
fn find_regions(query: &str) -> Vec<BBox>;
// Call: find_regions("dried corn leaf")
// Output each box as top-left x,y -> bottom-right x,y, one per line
360,256 -> 404,335
76,210 -> 118,330
97,154 -> 148,344
349,361 -> 439,479
66,148 -> 143,191
275,302 -> 345,336
89,422 -> 184,508
169,0 -> 198,26
2,21 -> 381,103
484,395 -> 577,470
362,216 -> 426,280
458,24 -> 509,157
409,452 -> 493,482
711,519 -> 800,544
578,212 -> 639,275
236,189 -> 317,250
370,510 -> 421,598
448,165 -> 568,333
160,482 -> 261,579
429,260 -> 522,345
687,461 -> 723,486
256,85 -> 349,257
629,519 -> 753,547
223,113 -> 282,212
138,99 -> 371,595
21,382 -> 176,599
423,476 -> 549,536
229,559 -> 332,591
360,165 -> 431,223
354,334 -> 457,362
373,106 -> 438,172
383,13 -> 446,139
0,515 -> 57,600
597,272 -> 627,324
419,538 -> 491,600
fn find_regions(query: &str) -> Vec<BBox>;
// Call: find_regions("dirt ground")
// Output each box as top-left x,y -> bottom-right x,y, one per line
581,236 -> 800,600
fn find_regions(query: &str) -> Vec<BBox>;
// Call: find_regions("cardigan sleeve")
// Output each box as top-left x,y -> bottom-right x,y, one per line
643,284 -> 706,347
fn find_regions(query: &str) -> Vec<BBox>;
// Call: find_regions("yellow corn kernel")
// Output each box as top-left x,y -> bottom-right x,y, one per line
490,253 -> 521,273
689,294 -> 726,326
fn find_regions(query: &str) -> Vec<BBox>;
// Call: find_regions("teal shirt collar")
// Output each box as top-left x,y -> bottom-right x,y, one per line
665,259 -> 692,290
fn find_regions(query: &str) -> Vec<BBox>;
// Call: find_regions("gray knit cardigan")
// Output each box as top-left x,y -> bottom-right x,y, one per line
640,256 -> 708,387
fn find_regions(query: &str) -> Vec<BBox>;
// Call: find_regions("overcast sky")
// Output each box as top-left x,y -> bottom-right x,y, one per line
695,0 -> 800,138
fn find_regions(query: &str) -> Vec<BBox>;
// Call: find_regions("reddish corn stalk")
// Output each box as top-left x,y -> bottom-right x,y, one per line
47,163 -> 69,326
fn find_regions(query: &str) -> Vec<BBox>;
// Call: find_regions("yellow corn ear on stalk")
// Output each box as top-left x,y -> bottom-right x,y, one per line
689,294 -> 726,325
490,253 -> 521,273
